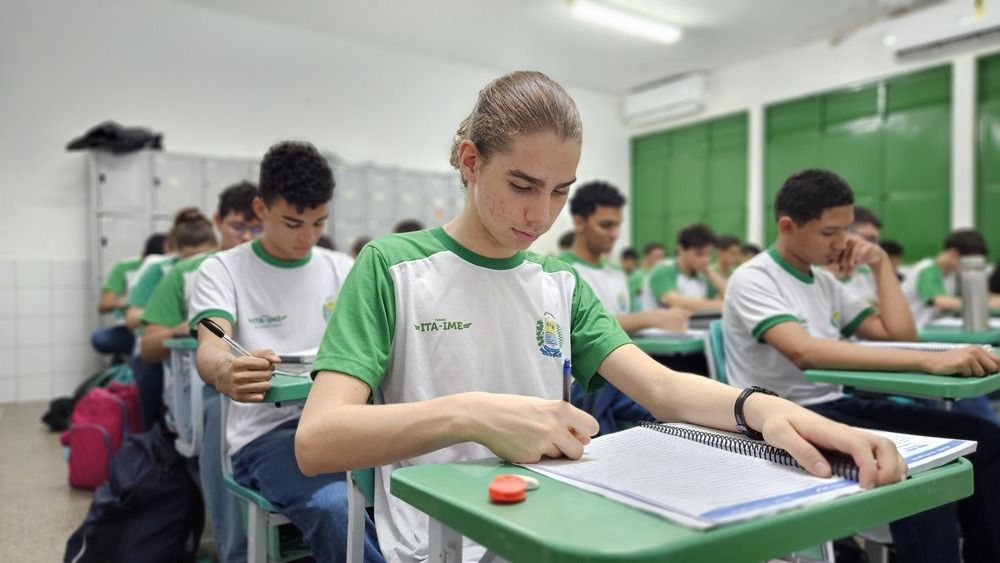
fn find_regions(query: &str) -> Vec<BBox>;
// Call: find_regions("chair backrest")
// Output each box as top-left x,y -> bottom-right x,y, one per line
706,319 -> 728,384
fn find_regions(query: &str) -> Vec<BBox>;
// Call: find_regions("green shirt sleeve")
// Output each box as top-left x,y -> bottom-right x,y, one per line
103,258 -> 139,294
140,267 -> 186,327
127,262 -> 167,308
705,274 -> 717,299
567,266 -> 632,393
648,263 -> 679,302
916,264 -> 947,304
311,245 -> 396,395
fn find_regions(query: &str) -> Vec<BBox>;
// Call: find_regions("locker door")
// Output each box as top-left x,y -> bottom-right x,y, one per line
92,151 -> 151,212
395,171 -> 424,227
422,176 -> 452,226
98,215 -> 147,284
365,167 -> 397,235
203,159 -> 256,214
152,216 -> 175,236
151,154 -> 203,216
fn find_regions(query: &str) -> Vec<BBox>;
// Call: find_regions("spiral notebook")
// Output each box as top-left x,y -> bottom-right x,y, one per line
522,422 -> 975,529
856,340 -> 992,353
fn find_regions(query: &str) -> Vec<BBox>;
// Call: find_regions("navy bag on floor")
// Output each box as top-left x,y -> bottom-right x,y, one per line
63,424 -> 204,563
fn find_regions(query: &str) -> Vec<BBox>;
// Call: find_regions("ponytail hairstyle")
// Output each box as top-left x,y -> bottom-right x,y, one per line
168,207 -> 217,250
449,71 -> 582,187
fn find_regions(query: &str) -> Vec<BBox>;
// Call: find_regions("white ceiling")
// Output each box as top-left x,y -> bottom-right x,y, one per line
181,0 -> 944,94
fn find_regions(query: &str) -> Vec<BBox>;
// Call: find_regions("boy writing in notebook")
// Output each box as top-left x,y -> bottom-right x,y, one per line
190,142 -> 380,562
296,71 -> 906,563
723,168 -> 1000,563
639,223 -> 727,313
560,180 -> 688,434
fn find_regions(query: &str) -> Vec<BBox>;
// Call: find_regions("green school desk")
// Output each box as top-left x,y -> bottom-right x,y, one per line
918,326 -> 1000,345
804,370 -> 1000,402
390,457 -> 972,563
630,333 -> 706,356
265,373 -> 313,405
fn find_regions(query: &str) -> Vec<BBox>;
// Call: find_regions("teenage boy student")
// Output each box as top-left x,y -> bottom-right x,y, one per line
639,223 -> 727,312
711,234 -> 742,279
296,71 -> 907,563
560,181 -> 688,434
902,229 -> 1000,327
191,142 -> 379,562
138,181 -> 260,563
827,206 -> 881,305
724,168 -> 1000,563
628,241 -> 666,307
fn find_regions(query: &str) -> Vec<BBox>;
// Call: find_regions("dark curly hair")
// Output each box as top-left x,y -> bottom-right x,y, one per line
677,223 -> 715,250
259,141 -> 334,212
944,229 -> 988,256
569,181 -> 625,219
217,181 -> 258,219
774,169 -> 854,225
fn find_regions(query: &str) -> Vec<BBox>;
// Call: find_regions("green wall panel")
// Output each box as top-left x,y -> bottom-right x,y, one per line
977,53 -> 1000,260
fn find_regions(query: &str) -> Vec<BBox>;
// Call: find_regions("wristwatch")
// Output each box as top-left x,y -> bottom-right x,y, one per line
734,386 -> 778,441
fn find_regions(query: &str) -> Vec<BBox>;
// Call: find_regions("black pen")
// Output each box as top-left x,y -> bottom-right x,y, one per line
199,317 -> 252,357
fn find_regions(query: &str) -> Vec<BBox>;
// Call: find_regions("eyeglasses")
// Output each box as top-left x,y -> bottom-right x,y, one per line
224,222 -> 263,237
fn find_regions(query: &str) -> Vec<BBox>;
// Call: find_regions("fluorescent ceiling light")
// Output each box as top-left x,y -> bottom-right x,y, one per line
569,0 -> 683,44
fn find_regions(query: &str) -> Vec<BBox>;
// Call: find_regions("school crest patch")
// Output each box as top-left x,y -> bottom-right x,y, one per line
536,312 -> 564,358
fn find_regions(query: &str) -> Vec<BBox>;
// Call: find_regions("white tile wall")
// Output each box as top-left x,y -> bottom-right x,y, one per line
0,258 -> 103,404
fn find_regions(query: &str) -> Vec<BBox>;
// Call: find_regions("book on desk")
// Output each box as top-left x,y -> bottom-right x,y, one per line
521,422 -> 975,529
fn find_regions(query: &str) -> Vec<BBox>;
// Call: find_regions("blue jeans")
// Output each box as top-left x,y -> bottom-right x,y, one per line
90,325 -> 135,356
810,397 -> 1000,563
200,387 -> 247,563
131,355 -> 163,431
231,418 -> 384,563
571,383 -> 655,436
949,396 -> 1000,424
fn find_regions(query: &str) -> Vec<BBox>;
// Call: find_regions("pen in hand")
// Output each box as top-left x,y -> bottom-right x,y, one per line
562,358 -> 572,402
199,317 -> 252,357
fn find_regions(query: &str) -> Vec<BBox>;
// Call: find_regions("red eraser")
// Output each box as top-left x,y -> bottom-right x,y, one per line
488,474 -> 526,503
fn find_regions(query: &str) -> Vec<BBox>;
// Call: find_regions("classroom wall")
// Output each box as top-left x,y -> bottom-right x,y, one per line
0,0 -> 628,403
628,0 -> 999,245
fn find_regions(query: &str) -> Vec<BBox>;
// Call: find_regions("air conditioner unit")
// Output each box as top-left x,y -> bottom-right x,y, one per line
894,6 -> 1000,61
622,72 -> 707,126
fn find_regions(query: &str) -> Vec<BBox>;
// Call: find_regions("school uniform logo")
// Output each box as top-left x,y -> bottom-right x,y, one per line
413,318 -> 473,332
323,298 -> 337,322
536,312 -> 565,358
830,311 -> 841,328
247,314 -> 288,329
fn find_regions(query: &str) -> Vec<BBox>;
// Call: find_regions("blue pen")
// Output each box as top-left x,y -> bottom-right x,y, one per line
562,358 -> 572,402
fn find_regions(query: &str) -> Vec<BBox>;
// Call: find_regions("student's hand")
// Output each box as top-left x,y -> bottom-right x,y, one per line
755,399 -> 906,489
468,393 -> 599,463
647,308 -> 690,332
921,347 -> 1000,377
832,235 -> 887,278
222,349 -> 281,402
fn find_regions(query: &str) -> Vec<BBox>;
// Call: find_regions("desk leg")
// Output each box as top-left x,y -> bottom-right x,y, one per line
428,517 -> 463,562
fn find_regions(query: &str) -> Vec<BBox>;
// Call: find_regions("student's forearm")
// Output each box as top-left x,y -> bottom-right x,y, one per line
195,339 -> 232,389
97,292 -> 123,314
662,294 -> 723,312
789,338 -> 931,372
933,295 -> 962,311
139,324 -> 174,362
297,392 -> 480,475
870,260 -> 916,340
705,269 -> 728,298
124,307 -> 142,329
615,312 -> 647,333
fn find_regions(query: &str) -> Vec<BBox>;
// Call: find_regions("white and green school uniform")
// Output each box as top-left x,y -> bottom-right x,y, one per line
638,258 -> 716,311
313,227 -> 630,563
140,251 -> 214,329
723,247 -> 874,406
902,258 -> 955,327
558,251 -> 633,315
188,239 -> 354,457
838,264 -> 877,306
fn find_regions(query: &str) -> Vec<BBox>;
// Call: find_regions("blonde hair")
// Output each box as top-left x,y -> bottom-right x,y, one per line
449,71 -> 582,187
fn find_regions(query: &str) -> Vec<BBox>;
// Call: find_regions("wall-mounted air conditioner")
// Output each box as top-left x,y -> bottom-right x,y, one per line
893,6 -> 1000,61
622,72 -> 707,126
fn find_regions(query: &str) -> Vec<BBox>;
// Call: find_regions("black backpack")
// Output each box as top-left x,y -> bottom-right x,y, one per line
64,424 -> 204,563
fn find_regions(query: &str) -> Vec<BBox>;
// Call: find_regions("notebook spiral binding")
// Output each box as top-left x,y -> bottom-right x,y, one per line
637,421 -> 860,482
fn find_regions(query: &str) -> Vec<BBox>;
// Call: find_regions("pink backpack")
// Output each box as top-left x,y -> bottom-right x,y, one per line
59,385 -> 138,490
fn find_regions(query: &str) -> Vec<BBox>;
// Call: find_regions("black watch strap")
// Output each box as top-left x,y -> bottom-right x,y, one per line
734,386 -> 777,441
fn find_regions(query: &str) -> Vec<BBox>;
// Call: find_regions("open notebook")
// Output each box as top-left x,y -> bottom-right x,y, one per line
926,317 -> 1000,330
856,340 -> 993,353
521,422 -> 975,529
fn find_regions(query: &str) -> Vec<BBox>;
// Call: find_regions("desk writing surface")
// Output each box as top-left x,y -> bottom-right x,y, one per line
804,370 -> 1000,399
390,458 -> 971,563
163,337 -> 197,350
918,326 -> 1000,345
630,335 -> 705,356
264,373 -> 312,403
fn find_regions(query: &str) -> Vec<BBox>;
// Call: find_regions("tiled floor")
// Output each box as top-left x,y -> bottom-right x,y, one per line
0,401 -> 92,562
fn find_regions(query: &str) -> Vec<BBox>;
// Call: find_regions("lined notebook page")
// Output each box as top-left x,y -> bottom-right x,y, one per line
856,340 -> 993,353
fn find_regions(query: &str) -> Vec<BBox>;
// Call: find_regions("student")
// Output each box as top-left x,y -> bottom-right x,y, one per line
137,182 -> 258,563
739,242 -> 761,263
350,236 -> 372,258
90,233 -> 166,357
879,239 -> 905,281
723,168 -> 1000,563
902,229 -> 1000,327
190,142 -> 378,563
639,223 -> 727,313
557,229 -> 575,252
628,241 -> 666,307
560,181 -> 688,434
296,71 -> 905,563
711,234 -> 742,279
829,206 -> 881,305
129,209 -> 217,430
392,218 -> 425,233
619,246 -> 637,275
316,234 -> 335,250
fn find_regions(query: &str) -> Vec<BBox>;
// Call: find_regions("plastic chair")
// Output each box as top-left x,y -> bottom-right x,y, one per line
346,468 -> 375,563
704,319 -> 728,384
219,397 -> 311,563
